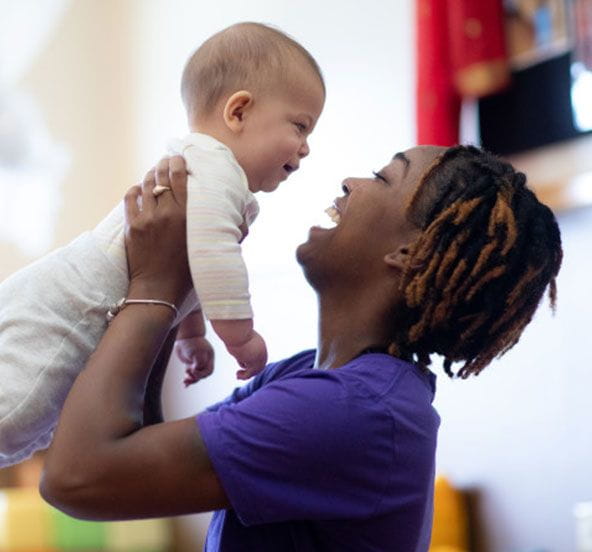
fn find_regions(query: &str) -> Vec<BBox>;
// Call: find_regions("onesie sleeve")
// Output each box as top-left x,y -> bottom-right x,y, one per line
181,143 -> 257,320
197,370 -> 395,526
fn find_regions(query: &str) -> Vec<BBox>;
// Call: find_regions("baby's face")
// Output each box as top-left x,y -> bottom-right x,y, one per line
235,66 -> 325,193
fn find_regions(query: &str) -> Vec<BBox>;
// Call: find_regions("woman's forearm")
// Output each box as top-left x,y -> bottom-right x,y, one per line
41,301 -> 230,520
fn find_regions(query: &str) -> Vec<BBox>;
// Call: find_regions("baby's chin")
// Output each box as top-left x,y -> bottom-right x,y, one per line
257,179 -> 282,193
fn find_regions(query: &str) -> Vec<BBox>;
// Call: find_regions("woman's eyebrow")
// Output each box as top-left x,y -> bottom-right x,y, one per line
392,152 -> 410,175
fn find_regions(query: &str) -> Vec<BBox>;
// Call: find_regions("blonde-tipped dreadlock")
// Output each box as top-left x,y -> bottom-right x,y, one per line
390,145 -> 562,378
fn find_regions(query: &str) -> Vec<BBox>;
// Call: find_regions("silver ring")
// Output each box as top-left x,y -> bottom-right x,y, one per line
153,184 -> 172,197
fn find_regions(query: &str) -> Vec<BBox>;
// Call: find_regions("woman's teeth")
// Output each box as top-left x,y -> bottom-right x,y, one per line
324,206 -> 341,226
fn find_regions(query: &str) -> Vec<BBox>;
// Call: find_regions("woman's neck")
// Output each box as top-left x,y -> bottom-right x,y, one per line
314,293 -> 392,371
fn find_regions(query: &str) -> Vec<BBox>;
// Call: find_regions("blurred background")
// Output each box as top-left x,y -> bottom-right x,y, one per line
0,1 -> 591,551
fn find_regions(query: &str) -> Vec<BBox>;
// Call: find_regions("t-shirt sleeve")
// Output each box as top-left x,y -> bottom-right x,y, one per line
204,351 -> 316,412
197,371 -> 395,526
204,366 -> 272,412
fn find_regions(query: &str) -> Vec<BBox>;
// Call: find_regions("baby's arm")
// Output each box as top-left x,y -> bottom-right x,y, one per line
211,319 -> 267,380
176,139 -> 264,379
176,309 -> 214,386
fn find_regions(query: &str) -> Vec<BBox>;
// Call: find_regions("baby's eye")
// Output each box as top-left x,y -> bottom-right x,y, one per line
294,122 -> 307,132
372,171 -> 388,183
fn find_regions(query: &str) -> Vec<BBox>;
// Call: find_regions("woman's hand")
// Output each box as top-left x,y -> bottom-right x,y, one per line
124,156 -> 192,307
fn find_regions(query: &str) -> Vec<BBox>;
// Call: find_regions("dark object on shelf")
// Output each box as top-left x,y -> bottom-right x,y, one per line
479,52 -> 587,155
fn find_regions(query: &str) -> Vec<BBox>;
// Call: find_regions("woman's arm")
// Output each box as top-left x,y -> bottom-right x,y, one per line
143,327 -> 177,425
41,157 -> 230,521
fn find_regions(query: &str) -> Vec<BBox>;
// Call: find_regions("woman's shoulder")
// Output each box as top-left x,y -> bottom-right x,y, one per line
343,352 -> 437,396
261,350 -> 435,400
259,349 -> 316,382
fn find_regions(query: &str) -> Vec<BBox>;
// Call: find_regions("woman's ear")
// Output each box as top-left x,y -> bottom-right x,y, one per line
223,91 -> 253,133
384,244 -> 413,272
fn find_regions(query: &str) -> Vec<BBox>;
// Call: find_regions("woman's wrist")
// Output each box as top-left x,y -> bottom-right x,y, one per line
126,277 -> 187,308
107,298 -> 179,325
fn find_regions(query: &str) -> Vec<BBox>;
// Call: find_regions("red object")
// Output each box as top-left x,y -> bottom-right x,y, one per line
416,0 -> 509,146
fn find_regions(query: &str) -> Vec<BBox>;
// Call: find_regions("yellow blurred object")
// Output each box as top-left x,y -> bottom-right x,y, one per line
430,475 -> 469,552
0,487 -> 54,551
0,486 -> 172,551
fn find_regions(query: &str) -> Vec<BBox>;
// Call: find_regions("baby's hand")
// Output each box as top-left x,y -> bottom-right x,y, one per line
175,336 -> 214,386
226,331 -> 267,380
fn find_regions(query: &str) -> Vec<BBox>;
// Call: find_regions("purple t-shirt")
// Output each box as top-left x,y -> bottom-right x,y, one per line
197,350 -> 440,552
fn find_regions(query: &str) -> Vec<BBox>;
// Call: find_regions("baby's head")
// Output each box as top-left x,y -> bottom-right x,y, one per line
181,22 -> 325,192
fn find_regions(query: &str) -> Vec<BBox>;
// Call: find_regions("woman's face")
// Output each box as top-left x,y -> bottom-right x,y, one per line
297,145 -> 446,287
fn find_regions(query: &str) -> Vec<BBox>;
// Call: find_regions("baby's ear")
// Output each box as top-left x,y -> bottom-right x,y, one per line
223,91 -> 253,133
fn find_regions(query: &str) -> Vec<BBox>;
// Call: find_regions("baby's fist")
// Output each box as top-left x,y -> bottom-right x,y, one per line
175,336 -> 214,386
226,331 -> 267,380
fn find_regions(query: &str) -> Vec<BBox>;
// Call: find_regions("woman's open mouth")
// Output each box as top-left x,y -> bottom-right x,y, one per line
324,205 -> 341,226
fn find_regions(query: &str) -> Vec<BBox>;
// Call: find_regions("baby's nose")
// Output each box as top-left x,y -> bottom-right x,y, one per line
299,140 -> 310,158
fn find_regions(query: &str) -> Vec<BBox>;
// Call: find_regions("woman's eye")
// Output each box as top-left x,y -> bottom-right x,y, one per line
372,171 -> 388,183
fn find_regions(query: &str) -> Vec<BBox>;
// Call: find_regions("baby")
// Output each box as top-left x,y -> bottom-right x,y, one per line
0,22 -> 325,467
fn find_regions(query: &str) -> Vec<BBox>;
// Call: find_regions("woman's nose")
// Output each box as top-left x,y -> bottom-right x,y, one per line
341,177 -> 363,195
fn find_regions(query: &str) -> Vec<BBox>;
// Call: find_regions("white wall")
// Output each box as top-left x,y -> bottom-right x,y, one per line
0,1 -> 136,279
129,2 -> 416,547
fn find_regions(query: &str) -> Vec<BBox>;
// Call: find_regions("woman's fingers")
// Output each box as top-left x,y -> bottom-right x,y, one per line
141,160 -> 162,214
143,167 -> 156,186
138,155 -> 187,216
154,157 -> 172,201
123,185 -> 142,223
139,156 -> 187,209
167,155 -> 188,207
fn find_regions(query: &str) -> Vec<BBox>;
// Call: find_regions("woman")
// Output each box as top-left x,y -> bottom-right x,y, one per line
41,145 -> 562,551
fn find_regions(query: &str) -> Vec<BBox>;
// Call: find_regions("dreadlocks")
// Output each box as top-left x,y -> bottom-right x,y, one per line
389,145 -> 563,378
